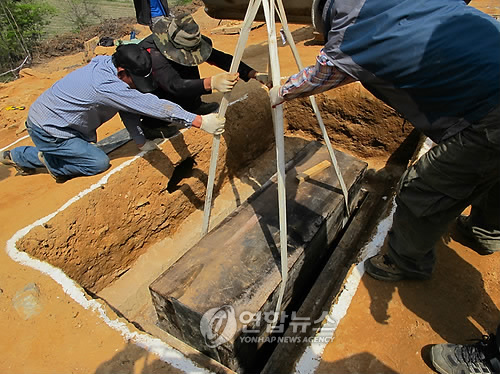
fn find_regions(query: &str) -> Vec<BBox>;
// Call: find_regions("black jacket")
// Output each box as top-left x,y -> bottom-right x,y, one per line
134,0 -> 169,26
139,35 -> 255,113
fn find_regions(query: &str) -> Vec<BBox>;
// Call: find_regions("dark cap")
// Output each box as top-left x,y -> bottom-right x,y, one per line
152,14 -> 212,67
112,44 -> 157,93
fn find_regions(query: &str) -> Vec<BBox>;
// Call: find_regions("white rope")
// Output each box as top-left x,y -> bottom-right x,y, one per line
274,0 -> 350,216
199,0 -> 289,332
201,0 -> 263,236
0,0 -> 31,76
0,4 -> 30,56
261,0 -> 289,331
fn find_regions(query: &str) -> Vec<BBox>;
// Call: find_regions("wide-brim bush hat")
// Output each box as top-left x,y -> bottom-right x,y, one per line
152,14 -> 213,66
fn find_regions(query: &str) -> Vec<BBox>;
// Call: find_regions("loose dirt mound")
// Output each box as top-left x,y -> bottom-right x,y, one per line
33,17 -> 138,61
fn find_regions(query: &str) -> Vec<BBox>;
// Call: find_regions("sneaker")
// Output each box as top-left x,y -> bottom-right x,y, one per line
431,334 -> 500,374
0,150 -> 36,175
38,152 -> 70,183
453,215 -> 496,256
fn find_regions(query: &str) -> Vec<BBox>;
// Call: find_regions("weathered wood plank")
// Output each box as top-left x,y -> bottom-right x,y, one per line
149,141 -> 367,372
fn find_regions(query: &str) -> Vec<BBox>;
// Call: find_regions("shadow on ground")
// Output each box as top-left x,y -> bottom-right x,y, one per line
318,352 -> 399,374
363,239 -> 500,343
94,341 -> 228,374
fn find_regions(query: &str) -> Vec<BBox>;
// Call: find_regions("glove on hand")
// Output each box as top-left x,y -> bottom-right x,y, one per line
211,72 -> 238,92
139,140 -> 160,152
269,86 -> 285,108
200,113 -> 226,135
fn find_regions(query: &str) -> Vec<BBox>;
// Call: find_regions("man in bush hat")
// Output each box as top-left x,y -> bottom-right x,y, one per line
138,13 -> 267,138
0,44 -> 226,182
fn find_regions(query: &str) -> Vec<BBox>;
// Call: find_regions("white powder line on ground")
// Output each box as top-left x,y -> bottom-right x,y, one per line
0,134 -> 30,152
294,200 -> 396,374
4,143 -> 213,374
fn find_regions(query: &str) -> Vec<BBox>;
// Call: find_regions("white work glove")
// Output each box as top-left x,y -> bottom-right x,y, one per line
211,72 -> 238,93
200,113 -> 226,135
269,86 -> 285,108
138,140 -> 160,152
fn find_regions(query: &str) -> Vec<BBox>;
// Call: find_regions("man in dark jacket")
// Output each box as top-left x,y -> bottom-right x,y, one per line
138,14 -> 267,138
270,0 -> 499,372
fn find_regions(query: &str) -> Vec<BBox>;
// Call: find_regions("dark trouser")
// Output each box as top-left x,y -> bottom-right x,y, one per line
388,104 -> 500,278
494,323 -> 500,370
139,116 -> 176,140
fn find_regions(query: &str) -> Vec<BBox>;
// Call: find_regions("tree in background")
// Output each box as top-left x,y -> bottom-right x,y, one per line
64,0 -> 101,32
0,0 -> 55,79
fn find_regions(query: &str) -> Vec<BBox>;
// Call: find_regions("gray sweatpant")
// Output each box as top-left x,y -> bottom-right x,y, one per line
388,104 -> 500,278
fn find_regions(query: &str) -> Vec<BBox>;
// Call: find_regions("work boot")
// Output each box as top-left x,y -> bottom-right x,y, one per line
0,150 -> 36,175
193,102 -> 219,115
365,253 -> 431,281
38,152 -> 70,183
431,334 -> 500,374
452,215 -> 496,255
365,254 -> 408,281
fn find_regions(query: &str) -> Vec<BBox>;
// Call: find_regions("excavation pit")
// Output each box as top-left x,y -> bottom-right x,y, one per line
150,141 -> 367,373
14,82 -> 419,373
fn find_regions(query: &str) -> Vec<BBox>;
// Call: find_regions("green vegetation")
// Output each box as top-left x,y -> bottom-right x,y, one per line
43,0 -> 136,36
42,0 -> 195,37
0,0 -> 56,79
0,0 -> 195,79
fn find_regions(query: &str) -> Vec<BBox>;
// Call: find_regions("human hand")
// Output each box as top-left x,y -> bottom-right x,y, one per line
138,140 -> 160,151
211,72 -> 239,92
269,86 -> 284,108
200,113 -> 226,135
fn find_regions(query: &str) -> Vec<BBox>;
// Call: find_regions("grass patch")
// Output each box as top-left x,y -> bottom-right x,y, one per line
43,0 -> 136,37
43,0 -> 195,38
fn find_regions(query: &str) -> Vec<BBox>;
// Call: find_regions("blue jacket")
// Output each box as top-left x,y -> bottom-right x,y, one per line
322,0 -> 500,142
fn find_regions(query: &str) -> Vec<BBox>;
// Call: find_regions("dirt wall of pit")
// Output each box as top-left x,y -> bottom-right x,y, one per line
283,82 -> 416,161
17,82 -> 274,292
17,81 -> 417,293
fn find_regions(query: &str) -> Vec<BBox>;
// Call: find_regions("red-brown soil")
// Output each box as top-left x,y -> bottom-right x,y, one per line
0,1 -> 498,373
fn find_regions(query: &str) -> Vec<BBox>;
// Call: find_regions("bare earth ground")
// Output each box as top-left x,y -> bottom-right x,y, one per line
0,1 -> 499,373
